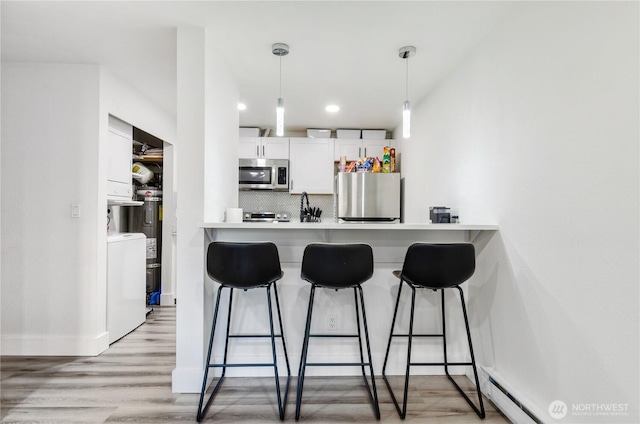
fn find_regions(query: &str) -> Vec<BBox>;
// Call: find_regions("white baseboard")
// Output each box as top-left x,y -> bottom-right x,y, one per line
1,331 -> 109,356
172,367 -> 205,393
479,367 -> 542,424
160,293 -> 174,306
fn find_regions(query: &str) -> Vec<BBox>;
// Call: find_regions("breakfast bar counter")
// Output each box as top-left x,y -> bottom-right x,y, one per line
197,221 -> 499,378
202,222 -> 498,245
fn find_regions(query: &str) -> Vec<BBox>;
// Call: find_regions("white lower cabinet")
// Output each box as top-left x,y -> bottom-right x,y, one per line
289,137 -> 335,194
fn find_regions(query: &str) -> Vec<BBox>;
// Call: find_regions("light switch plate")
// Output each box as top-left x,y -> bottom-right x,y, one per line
71,204 -> 80,218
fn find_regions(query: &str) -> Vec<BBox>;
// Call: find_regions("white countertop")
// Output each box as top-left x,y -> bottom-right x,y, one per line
201,222 -> 498,231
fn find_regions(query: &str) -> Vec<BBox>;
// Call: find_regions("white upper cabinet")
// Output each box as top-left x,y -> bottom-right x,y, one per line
334,138 -> 361,161
289,137 -> 335,194
107,115 -> 133,200
334,138 -> 394,161
239,137 -> 289,159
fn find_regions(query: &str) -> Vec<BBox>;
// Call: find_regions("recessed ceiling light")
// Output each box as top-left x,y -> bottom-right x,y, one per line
237,103 -> 247,111
325,105 -> 340,113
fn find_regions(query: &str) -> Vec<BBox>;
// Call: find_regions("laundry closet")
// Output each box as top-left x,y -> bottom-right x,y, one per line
106,115 -> 165,343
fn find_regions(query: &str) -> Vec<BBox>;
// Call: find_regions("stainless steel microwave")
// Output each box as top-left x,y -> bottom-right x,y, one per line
239,158 -> 289,191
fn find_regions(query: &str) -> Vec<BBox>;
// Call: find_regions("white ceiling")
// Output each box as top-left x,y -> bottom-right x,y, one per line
1,1 -> 515,133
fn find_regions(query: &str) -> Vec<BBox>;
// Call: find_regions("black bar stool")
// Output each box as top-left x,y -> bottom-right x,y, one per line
295,243 -> 380,421
197,241 -> 291,422
382,243 -> 485,419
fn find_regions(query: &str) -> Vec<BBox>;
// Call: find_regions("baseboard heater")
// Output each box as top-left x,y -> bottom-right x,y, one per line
480,368 -> 543,424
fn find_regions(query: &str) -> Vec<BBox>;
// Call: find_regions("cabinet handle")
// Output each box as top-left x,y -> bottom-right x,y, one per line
359,147 -> 362,158
256,145 -> 259,157
262,145 -> 265,157
364,147 -> 367,157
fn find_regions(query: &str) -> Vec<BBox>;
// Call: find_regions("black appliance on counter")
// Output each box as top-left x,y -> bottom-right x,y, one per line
429,206 -> 451,223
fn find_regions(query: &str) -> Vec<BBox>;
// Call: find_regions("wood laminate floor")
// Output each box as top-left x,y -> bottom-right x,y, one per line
1,307 -> 509,423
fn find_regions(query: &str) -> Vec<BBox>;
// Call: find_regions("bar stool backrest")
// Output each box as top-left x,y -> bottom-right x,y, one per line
207,241 -> 283,289
401,243 -> 475,289
301,243 -> 374,289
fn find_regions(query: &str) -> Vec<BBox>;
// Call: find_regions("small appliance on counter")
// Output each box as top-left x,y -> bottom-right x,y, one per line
337,172 -> 401,222
243,211 -> 290,222
429,206 -> 451,223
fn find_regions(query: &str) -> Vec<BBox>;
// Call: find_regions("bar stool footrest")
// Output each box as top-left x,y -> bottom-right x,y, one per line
306,362 -> 372,367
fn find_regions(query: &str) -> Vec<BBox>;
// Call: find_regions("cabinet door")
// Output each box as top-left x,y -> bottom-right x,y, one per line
262,137 -> 289,159
239,137 -> 260,159
289,138 -> 335,194
107,117 -> 133,199
361,139 -> 392,160
334,138 -> 363,161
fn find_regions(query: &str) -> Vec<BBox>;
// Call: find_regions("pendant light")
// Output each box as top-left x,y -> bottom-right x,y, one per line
399,46 -> 416,139
272,43 -> 289,137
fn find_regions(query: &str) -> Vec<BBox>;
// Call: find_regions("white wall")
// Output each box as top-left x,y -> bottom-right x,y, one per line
173,26 -> 207,393
204,31 -> 240,222
172,25 -> 240,393
403,2 -> 638,422
1,64 -> 105,355
1,63 -> 177,356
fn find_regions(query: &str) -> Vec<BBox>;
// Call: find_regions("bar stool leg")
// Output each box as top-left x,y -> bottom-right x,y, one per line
442,290 -> 449,378
273,282 -> 292,384
382,280 -> 404,375
267,284 -> 290,420
382,280 -> 416,419
353,288 -> 367,378
295,284 -> 316,420
455,286 -> 485,419
196,286 -> 233,422
273,283 -> 291,374
357,285 -> 381,419
221,288 -> 234,372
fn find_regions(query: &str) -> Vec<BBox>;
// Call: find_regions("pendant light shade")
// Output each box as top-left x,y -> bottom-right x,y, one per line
276,97 -> 284,137
272,43 -> 289,137
399,46 -> 416,139
403,100 -> 411,139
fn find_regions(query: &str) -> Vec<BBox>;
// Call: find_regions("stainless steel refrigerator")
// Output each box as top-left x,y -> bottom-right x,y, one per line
129,189 -> 162,302
337,172 -> 401,222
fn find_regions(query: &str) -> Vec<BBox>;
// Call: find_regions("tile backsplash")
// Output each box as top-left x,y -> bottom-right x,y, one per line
239,191 -> 335,222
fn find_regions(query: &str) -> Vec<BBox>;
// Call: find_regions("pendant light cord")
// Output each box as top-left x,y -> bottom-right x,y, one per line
279,55 -> 282,98
405,55 -> 409,102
